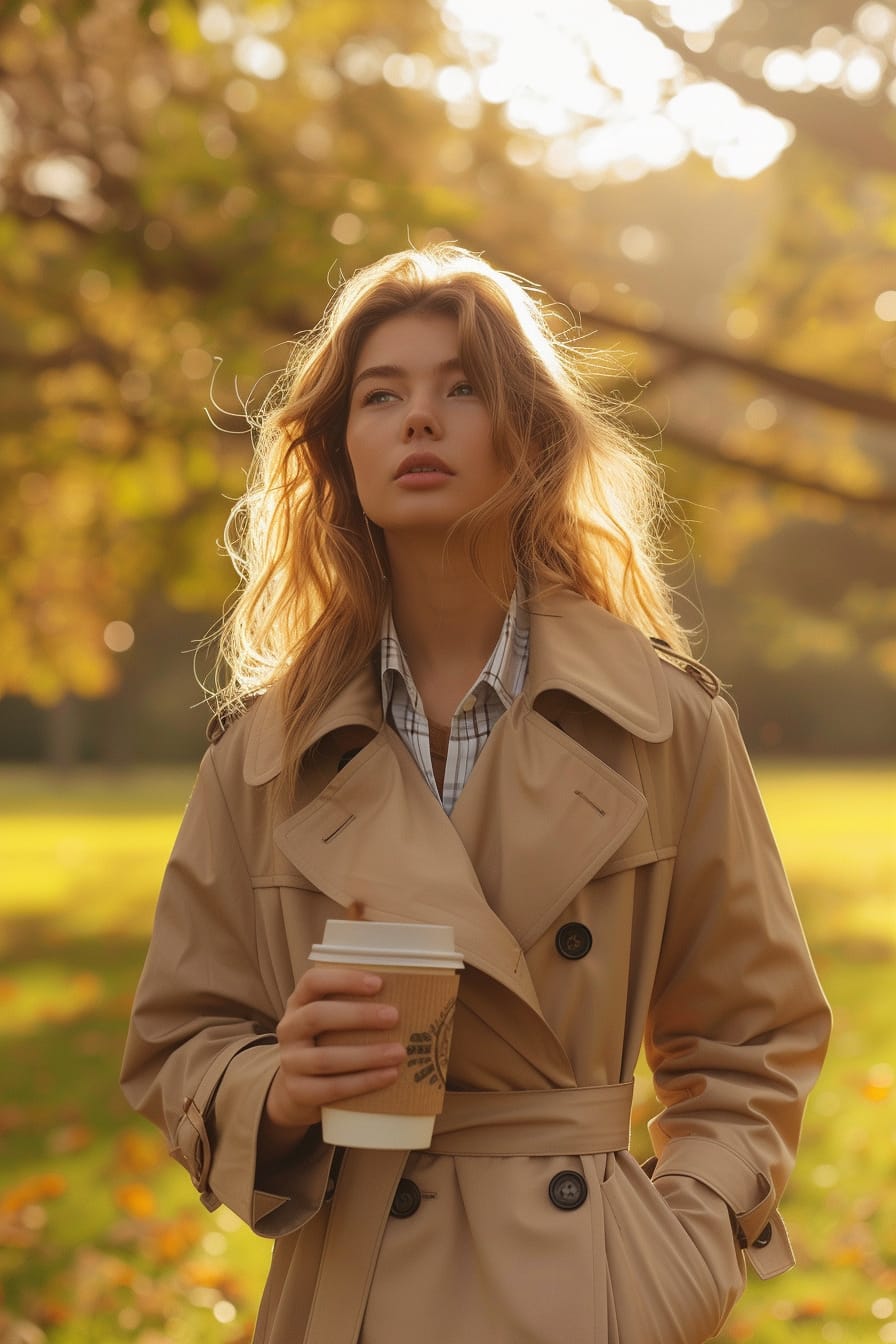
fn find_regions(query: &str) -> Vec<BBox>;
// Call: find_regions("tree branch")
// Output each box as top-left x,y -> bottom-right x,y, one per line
661,422 -> 896,510
588,307 -> 896,424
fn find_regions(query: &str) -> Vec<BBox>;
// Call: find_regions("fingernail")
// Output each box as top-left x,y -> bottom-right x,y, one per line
376,1005 -> 398,1022
363,975 -> 383,990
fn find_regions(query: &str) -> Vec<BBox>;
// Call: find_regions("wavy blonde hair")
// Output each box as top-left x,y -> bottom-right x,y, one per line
215,244 -> 690,787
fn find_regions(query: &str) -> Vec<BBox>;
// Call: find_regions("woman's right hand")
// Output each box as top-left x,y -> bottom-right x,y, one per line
262,968 -> 405,1140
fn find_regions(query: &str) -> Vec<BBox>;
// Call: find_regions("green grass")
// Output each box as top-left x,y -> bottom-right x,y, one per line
0,762 -> 893,1343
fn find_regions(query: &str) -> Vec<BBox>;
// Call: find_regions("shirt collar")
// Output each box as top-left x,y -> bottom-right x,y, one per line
379,582 -> 529,721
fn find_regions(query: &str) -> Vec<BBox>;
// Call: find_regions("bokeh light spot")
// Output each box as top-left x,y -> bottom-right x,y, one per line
874,290 -> 896,321
79,269 -> 111,302
104,622 -> 135,653
182,348 -> 214,380
745,398 -> 778,431
198,3 -> 233,43
726,308 -> 758,340
295,123 -> 333,160
619,225 -> 661,263
843,50 -> 884,97
233,36 -> 286,80
204,124 -> 237,158
224,79 -> 258,113
805,48 -> 843,85
762,49 -> 806,91
331,212 -> 364,245
436,65 -> 475,102
855,3 -> 896,42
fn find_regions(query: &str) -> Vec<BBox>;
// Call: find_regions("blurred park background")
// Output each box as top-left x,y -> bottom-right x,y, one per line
0,0 -> 894,1340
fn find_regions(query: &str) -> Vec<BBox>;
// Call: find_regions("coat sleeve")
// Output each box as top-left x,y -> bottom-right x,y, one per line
645,693 -> 831,1279
120,747 -> 336,1238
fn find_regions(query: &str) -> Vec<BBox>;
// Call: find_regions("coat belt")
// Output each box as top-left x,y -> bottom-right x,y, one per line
430,1081 -> 633,1154
302,1081 -> 635,1344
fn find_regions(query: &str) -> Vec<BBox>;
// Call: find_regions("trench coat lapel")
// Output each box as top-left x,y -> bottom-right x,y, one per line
449,591 -> 671,950
449,695 -> 647,952
273,726 -> 545,1016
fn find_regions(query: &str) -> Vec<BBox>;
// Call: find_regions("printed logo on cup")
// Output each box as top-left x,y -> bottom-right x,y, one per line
407,999 -> 455,1088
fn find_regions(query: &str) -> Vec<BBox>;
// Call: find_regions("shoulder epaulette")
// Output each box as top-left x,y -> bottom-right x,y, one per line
649,638 -> 721,699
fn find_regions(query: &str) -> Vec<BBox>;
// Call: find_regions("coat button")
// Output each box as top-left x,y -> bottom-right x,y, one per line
555,922 -> 592,960
752,1222 -> 773,1249
548,1171 -> 588,1210
390,1179 -> 422,1219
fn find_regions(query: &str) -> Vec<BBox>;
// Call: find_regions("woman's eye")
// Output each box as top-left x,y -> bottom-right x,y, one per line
450,382 -> 475,397
362,389 -> 397,405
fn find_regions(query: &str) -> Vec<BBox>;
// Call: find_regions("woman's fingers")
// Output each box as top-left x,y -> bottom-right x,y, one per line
278,996 -> 399,1051
288,967 -> 386,1010
284,1037 -> 406,1077
265,1052 -> 403,1129
263,965 -> 406,1129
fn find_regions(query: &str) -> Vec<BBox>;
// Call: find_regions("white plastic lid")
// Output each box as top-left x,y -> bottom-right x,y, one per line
309,920 -> 464,970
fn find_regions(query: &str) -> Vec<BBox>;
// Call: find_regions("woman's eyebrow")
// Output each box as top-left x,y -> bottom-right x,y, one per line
351,356 -> 465,395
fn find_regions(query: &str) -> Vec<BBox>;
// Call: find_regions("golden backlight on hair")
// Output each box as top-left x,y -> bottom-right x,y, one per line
213,244 -> 690,796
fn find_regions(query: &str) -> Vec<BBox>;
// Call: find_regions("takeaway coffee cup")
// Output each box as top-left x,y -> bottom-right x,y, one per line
309,920 -> 464,1149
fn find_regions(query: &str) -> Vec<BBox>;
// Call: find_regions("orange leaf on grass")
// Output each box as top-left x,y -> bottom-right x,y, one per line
146,1213 -> 203,1261
115,1183 -> 157,1219
117,1129 -> 166,1172
181,1260 -> 243,1296
0,1172 -> 67,1214
794,1299 -> 827,1319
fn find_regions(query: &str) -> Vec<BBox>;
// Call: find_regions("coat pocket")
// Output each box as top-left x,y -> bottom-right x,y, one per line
601,1153 -> 725,1344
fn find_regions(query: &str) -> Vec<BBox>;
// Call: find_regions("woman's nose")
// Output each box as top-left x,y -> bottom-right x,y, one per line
402,405 -> 441,440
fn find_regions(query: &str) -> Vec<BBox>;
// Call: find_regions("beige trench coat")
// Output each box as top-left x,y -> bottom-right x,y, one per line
121,589 -> 831,1344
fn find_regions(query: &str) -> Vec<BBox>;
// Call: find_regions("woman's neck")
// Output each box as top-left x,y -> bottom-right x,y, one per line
385,534 -> 514,688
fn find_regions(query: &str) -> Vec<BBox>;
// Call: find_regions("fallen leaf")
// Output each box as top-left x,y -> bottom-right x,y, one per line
117,1129 -> 166,1173
147,1213 -> 202,1261
0,1173 -> 67,1215
115,1183 -> 156,1219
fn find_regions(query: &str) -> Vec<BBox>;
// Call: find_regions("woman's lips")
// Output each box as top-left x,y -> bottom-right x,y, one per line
395,452 -> 453,479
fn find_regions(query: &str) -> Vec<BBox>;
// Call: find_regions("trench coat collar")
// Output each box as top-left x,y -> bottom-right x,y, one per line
524,587 -> 672,739
243,587 -> 671,785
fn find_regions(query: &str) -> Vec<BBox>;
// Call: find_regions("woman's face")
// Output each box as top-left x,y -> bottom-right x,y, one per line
345,310 -> 509,540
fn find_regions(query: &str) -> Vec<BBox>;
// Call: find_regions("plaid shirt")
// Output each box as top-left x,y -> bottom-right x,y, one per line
380,587 -> 529,815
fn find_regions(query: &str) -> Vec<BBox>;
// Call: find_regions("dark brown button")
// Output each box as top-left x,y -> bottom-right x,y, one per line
548,1171 -> 587,1210
752,1222 -> 773,1249
555,923 -> 592,960
390,1178 -> 421,1219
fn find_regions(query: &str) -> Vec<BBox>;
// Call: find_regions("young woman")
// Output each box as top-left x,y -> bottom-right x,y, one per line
121,244 -> 830,1344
